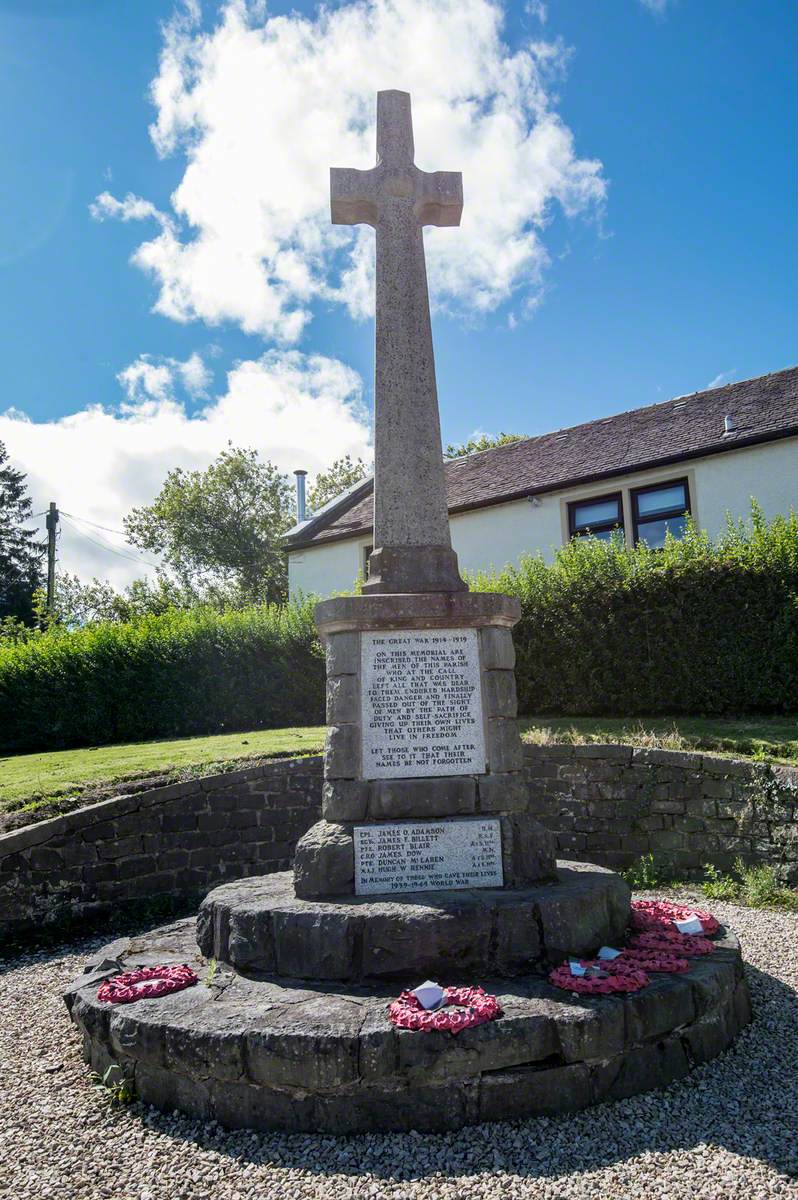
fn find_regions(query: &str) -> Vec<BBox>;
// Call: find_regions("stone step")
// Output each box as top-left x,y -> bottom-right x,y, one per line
196,863 -> 630,981
65,913 -> 750,1135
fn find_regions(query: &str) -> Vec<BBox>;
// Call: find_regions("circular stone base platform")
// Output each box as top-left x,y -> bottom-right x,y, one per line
196,862 -> 631,981
65,913 -> 750,1135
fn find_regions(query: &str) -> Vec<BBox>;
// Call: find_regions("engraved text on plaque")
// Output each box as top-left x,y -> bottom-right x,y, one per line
354,818 -> 503,895
361,627 -> 485,779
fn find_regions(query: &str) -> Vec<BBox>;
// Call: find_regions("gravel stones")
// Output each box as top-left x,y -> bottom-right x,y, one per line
197,863 -> 630,981
1,893 -> 796,1197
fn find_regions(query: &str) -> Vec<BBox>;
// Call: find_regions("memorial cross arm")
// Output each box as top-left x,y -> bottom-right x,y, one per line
330,91 -> 463,228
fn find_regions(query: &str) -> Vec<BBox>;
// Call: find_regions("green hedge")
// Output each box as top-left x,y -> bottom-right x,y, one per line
0,600 -> 324,753
473,505 -> 798,716
2,505 -> 797,753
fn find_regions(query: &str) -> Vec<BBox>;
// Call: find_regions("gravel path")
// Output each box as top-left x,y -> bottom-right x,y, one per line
1,895 -> 796,1200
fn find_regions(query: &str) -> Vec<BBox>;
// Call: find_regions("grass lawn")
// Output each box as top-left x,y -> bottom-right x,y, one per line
2,714 -> 797,823
0,726 -> 326,814
519,714 -> 798,763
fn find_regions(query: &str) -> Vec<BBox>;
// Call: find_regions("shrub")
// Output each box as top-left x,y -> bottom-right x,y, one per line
0,599 -> 324,753
622,853 -> 677,890
701,863 -> 740,901
3,502 -> 798,753
702,859 -> 798,910
472,503 -> 798,715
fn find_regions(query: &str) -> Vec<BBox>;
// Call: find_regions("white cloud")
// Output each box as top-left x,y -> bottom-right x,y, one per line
90,191 -> 174,232
638,0 -> 672,14
706,368 -> 737,390
94,0 -> 605,340
117,351 -> 212,403
1,351 -> 371,588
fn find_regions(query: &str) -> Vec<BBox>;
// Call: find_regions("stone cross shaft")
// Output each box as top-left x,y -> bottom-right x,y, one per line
331,90 -> 466,594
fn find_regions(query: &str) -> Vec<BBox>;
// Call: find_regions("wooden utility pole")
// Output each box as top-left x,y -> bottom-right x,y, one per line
45,501 -> 58,616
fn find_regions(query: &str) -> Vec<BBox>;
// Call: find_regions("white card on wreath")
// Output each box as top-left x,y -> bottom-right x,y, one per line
675,915 -> 704,935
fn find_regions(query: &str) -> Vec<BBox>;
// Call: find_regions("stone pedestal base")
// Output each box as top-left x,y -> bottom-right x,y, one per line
65,903 -> 751,1135
362,545 -> 466,594
196,862 -> 628,981
293,814 -> 557,899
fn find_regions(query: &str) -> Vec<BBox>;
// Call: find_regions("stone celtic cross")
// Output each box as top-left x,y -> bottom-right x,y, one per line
331,90 -> 466,594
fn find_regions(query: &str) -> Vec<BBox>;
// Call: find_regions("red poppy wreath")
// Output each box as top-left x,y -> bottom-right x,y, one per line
630,899 -> 720,936
548,958 -> 650,995
388,985 -> 501,1033
97,964 -> 198,1004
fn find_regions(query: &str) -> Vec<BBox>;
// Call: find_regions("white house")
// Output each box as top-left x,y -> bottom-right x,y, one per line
286,365 -> 798,599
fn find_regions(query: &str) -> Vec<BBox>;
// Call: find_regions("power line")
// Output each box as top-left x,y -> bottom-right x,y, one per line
59,514 -> 160,569
60,510 -> 130,538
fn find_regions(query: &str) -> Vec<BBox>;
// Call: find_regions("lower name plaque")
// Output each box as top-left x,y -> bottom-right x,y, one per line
353,818 -> 503,896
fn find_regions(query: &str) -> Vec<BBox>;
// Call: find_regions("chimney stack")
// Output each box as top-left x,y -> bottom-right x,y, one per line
294,469 -> 308,522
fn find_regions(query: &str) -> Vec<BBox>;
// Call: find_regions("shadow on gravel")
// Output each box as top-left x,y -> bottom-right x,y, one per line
118,962 -> 798,1187
0,899 -> 201,974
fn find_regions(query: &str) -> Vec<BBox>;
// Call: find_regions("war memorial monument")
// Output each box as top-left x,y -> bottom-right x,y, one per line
65,92 -> 750,1134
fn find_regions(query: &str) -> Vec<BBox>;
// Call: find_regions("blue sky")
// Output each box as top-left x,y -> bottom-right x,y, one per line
1,0 -> 796,584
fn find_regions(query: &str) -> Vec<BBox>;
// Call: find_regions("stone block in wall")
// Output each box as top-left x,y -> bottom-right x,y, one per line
486,719 -> 523,773
326,674 -> 359,725
651,800 -> 686,815
478,774 -> 529,813
635,815 -> 666,831
556,833 -> 587,854
28,847 -> 64,872
97,835 -> 142,861
666,850 -> 703,871
483,671 -> 518,719
326,631 -> 360,676
370,777 -> 476,820
197,812 -> 230,832
573,744 -> 633,762
679,817 -> 706,833
322,781 -> 369,822
116,855 -> 156,881
703,756 -> 754,778
325,725 -> 360,779
648,830 -> 686,850
479,626 -> 515,671
206,830 -> 243,849
293,821 -> 355,898
586,834 -> 621,851
702,778 -> 736,800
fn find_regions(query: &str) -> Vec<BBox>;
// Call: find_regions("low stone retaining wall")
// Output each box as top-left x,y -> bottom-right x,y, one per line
2,742 -> 797,943
0,758 -> 322,943
526,744 -> 798,883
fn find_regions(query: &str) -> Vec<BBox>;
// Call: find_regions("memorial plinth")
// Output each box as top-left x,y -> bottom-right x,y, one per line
292,591 -> 557,904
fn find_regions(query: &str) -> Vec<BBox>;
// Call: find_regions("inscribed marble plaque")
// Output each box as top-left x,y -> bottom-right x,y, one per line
360,627 -> 485,779
354,818 -> 502,895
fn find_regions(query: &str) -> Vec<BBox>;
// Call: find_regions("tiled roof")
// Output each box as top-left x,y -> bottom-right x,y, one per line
287,365 -> 798,549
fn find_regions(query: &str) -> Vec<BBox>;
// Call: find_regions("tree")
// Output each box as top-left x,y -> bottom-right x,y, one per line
307,455 -> 369,512
52,571 -> 232,627
124,446 -> 294,605
444,432 -> 524,458
52,573 -> 120,626
0,442 -> 44,623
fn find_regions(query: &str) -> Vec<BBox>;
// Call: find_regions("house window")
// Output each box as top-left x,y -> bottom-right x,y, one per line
568,493 -> 624,541
631,478 -> 691,547
362,544 -> 373,577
